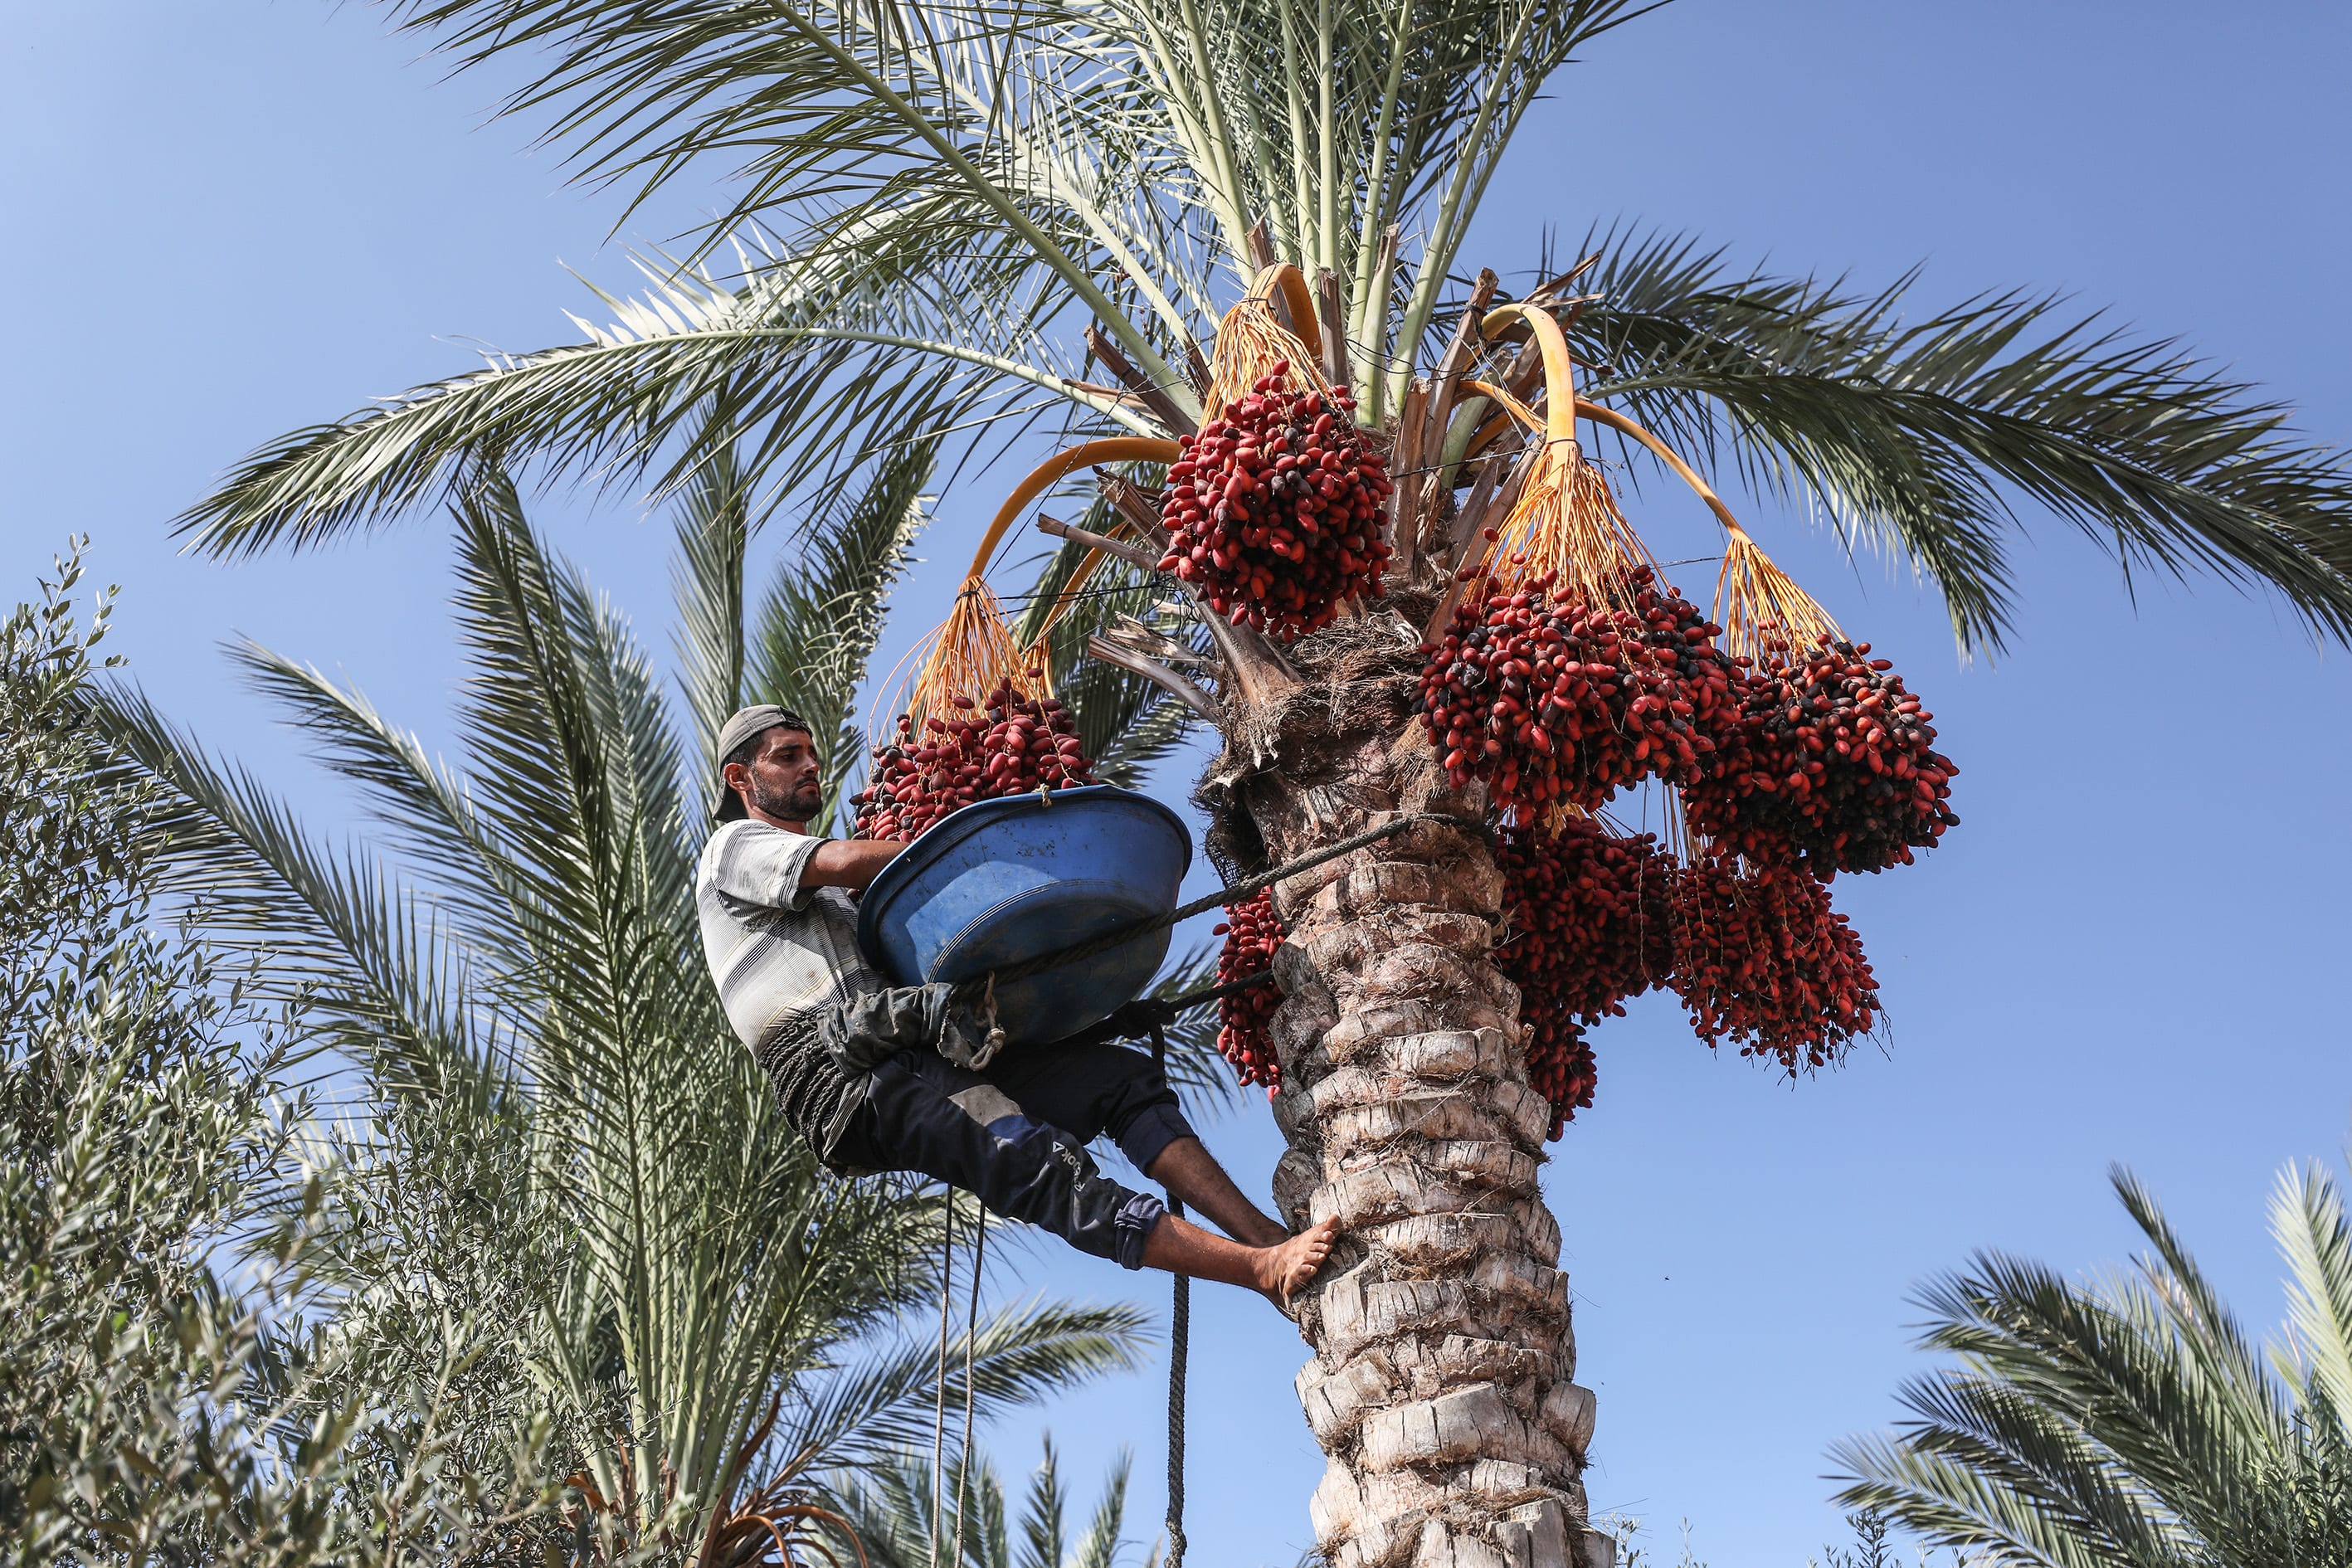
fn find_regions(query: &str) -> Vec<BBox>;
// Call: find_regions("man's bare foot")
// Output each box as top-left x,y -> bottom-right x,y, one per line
1254,1216 -> 1341,1302
1140,1212 -> 1339,1307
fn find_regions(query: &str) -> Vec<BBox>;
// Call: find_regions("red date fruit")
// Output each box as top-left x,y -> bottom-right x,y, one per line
850,678 -> 1098,841
1157,364 -> 1394,642
1211,889 -> 1285,1093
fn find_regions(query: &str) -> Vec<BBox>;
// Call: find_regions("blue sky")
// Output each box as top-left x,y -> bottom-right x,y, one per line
4,2 -> 2348,1561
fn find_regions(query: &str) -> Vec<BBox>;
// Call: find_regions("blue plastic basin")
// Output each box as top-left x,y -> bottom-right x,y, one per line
855,785 -> 1193,1045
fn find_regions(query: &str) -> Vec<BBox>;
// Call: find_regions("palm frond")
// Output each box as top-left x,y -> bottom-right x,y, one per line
1829,1425 -> 2147,1568
673,433 -> 759,782
85,682 -> 506,1113
786,1298 -> 1151,1476
1072,1445 -> 1135,1568
1017,1436 -> 1070,1568
829,1434 -> 1139,1568
2111,1165 -> 2292,1462
1140,945 -> 1247,1119
222,639 -> 531,962
381,0 -> 1660,420
1563,227 -> 2352,652
383,0 -> 1208,389
2273,1161 -> 2352,1438
1833,1157 -> 2352,1566
745,435 -> 942,831
175,241 -> 1043,558
182,9 -> 2352,670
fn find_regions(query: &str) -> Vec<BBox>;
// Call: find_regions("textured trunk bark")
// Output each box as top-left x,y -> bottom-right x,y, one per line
1214,635 -> 1611,1568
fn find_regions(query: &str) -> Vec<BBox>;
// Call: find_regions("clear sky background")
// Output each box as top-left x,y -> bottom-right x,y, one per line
5,2 -> 2348,1562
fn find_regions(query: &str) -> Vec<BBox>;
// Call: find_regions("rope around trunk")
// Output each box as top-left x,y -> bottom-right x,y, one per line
976,810 -> 1486,994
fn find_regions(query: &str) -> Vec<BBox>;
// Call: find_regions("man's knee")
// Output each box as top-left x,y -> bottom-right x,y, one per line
846,1049 -> 1165,1269
992,1040 -> 1194,1165
1089,1049 -> 1193,1170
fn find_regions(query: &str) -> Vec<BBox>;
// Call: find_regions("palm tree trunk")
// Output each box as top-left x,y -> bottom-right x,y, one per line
1222,654 -> 1608,1568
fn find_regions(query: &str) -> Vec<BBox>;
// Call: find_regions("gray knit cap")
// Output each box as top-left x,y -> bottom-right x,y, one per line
712,704 -> 815,821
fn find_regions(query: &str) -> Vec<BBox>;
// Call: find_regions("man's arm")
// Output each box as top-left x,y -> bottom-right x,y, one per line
706,823 -> 906,909
801,837 -> 905,894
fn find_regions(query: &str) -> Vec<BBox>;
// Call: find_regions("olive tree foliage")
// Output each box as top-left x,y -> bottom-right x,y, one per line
0,544 -> 560,1566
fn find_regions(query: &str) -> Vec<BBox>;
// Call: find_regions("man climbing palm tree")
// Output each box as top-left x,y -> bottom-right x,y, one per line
701,704 -> 1339,1300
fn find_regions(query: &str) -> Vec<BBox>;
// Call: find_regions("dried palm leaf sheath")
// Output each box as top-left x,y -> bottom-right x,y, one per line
1565,398 -> 1843,670
1713,533 -> 1842,672
1454,376 -> 1656,613
1019,480 -> 1171,668
1206,263 -> 1329,411
895,436 -> 1181,728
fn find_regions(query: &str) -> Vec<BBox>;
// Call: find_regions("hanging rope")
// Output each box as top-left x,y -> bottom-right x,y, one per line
929,1195 -> 955,1568
907,811 -> 1493,1568
952,1212 -> 986,1568
1149,1024 -> 1188,1568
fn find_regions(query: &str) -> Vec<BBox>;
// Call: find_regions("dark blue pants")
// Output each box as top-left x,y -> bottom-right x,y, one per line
831,1039 -> 1193,1269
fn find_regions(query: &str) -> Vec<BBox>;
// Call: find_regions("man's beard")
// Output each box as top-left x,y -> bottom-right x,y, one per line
751,777 -> 824,821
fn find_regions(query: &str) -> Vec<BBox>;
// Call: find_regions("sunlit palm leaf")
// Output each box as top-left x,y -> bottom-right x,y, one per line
830,1434 -> 1140,1568
177,244 -> 1029,557
745,436 -> 942,831
1562,227 -> 2352,650
673,433 -> 757,786
124,456 -> 1153,1549
181,3 -> 2352,656
85,684 -> 505,1113
2273,1162 -> 2352,1436
1833,1162 -> 2352,1566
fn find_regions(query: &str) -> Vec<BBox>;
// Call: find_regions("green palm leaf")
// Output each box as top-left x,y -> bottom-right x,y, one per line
85,683 -> 506,1113
1563,228 -> 2352,650
2273,1161 -> 2352,1435
1833,1161 -> 2352,1566
744,435 -> 942,832
178,5 -> 2352,654
177,246 -> 1027,558
114,462 -> 1151,1551
830,1433 -> 1145,1568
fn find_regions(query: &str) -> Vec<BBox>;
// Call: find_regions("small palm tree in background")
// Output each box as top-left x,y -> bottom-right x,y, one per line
93,451 -> 1234,1561
1833,1161 -> 2352,1566
835,1436 -> 1145,1568
165,0 -> 2352,1559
